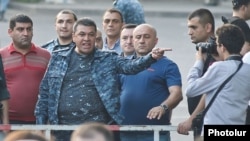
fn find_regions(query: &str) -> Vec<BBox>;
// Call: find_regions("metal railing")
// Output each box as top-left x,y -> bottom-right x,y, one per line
0,124 -> 178,141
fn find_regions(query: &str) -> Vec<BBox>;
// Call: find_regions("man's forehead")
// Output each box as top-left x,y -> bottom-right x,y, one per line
133,32 -> 150,37
96,30 -> 102,35
14,22 -> 32,27
187,18 -> 203,28
134,27 -> 150,34
122,28 -> 134,33
56,14 -> 75,20
103,12 -> 121,19
188,17 -> 201,24
76,25 -> 96,32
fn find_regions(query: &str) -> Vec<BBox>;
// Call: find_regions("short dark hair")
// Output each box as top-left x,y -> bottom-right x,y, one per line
71,122 -> 114,141
9,13 -> 33,30
103,8 -> 123,23
232,0 -> 250,10
73,17 -> 97,33
188,8 -> 215,32
121,23 -> 137,30
216,24 -> 245,54
56,9 -> 78,21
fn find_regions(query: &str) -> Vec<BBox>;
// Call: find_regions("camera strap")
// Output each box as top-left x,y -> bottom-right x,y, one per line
203,58 -> 243,115
225,55 -> 242,61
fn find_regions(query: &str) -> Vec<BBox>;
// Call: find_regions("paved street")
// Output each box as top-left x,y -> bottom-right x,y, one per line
0,0 -> 238,141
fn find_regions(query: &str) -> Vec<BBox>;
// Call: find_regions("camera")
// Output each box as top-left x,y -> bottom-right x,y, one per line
196,36 -> 217,54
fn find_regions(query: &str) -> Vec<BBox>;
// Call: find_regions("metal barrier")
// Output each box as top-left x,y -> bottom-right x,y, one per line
0,124 -> 178,141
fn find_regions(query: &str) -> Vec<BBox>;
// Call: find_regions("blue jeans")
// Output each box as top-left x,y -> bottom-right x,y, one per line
120,131 -> 171,141
0,0 -> 9,12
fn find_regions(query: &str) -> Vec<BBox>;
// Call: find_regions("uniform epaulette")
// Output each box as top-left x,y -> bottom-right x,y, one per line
52,47 -> 71,53
102,50 -> 118,55
41,39 -> 56,48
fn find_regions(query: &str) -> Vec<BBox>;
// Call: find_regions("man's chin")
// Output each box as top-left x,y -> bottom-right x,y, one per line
82,49 -> 94,54
190,38 -> 196,43
60,35 -> 72,40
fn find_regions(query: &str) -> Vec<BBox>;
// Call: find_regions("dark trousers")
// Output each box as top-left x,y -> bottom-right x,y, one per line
113,131 -> 121,141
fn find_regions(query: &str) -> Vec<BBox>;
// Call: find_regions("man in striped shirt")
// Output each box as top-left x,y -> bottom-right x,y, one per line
0,13 -> 51,125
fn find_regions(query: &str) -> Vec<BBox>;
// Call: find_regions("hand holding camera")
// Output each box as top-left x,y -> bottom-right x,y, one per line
196,36 -> 217,54
195,36 -> 218,62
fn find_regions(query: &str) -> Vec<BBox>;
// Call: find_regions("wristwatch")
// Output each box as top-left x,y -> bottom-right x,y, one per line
160,104 -> 168,111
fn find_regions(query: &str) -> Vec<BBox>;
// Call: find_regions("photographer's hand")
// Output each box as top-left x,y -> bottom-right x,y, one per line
196,47 -> 206,62
177,117 -> 193,135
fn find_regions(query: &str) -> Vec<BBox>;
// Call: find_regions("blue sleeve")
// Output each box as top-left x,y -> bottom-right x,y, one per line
165,60 -> 182,87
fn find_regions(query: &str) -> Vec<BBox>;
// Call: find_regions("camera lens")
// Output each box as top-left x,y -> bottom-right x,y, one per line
196,43 -> 209,53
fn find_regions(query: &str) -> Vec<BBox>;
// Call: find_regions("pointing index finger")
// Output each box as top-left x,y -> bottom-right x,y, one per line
160,48 -> 172,51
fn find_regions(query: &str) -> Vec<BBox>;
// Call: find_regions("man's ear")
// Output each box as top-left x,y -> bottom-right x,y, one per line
205,23 -> 212,33
221,44 -> 227,53
8,28 -> 12,37
241,4 -> 247,11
